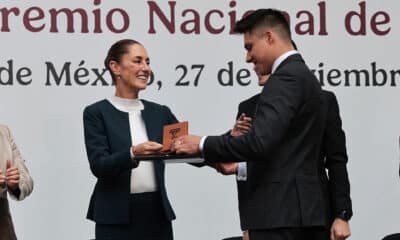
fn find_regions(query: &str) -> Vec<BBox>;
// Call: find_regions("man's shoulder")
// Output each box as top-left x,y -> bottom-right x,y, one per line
322,90 -> 338,105
277,53 -> 304,71
322,89 -> 335,98
276,53 -> 318,84
239,93 -> 260,107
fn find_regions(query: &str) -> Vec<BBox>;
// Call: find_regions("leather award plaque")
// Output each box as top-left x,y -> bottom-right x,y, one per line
162,121 -> 188,152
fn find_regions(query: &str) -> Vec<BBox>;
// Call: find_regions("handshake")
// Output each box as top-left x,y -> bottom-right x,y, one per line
130,113 -> 253,174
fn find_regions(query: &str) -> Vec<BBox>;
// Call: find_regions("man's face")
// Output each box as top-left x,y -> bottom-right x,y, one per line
244,29 -> 274,76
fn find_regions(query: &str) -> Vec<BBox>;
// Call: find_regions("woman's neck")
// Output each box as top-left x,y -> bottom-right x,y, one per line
115,88 -> 139,99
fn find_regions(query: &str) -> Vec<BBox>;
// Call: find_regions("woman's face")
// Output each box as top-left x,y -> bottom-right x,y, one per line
112,44 -> 151,92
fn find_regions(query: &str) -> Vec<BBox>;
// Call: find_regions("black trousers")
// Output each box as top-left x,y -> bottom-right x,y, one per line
0,198 -> 17,240
95,192 -> 173,240
249,226 -> 330,240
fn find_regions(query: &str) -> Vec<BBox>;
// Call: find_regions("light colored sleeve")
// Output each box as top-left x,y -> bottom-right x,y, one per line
6,127 -> 33,201
236,162 -> 247,181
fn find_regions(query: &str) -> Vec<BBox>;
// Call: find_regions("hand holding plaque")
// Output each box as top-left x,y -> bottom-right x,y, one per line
162,121 -> 188,153
132,122 -> 203,163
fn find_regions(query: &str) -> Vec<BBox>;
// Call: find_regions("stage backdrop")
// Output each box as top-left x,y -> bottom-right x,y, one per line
1,1 -> 399,239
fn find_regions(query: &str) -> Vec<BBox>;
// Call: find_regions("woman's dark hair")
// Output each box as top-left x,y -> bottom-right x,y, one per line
104,39 -> 141,83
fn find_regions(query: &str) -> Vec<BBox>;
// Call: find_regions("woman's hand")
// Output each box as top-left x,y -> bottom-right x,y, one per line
5,160 -> 20,191
132,141 -> 163,155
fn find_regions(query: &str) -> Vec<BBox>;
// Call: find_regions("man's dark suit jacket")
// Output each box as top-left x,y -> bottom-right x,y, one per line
203,54 -> 326,229
319,91 -> 352,220
234,90 -> 352,230
83,99 -> 177,224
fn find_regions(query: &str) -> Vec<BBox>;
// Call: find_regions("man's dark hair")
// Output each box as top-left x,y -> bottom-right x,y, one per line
234,9 -> 291,40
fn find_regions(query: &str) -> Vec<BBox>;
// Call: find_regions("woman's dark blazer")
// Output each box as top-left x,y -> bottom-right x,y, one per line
83,99 -> 177,224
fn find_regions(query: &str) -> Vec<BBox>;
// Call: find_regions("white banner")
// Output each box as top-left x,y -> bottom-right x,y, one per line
1,1 -> 399,239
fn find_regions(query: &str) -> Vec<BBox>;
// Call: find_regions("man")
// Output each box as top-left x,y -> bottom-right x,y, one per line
0,124 -> 34,240
214,77 -> 352,240
173,9 -> 331,240
319,90 -> 352,240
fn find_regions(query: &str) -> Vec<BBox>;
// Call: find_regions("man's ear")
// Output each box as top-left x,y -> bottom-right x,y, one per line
264,30 -> 274,45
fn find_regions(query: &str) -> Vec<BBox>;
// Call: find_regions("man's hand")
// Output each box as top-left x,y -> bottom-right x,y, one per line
171,135 -> 202,155
230,113 -> 252,137
210,162 -> 238,175
132,141 -> 163,156
5,160 -> 20,191
330,218 -> 351,240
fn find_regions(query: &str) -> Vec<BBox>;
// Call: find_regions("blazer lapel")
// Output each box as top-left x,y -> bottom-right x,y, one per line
141,101 -> 163,175
115,111 -> 132,148
104,100 -> 132,149
141,102 -> 159,143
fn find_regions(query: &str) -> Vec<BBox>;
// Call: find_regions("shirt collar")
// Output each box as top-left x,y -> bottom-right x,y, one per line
108,95 -> 144,113
271,50 -> 298,74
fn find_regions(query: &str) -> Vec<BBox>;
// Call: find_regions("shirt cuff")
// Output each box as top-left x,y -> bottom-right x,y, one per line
199,136 -> 207,154
8,187 -> 21,200
130,146 -> 135,158
130,147 -> 139,168
236,162 -> 247,181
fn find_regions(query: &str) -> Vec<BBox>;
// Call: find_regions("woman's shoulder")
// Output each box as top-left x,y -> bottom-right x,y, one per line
0,124 -> 12,139
0,124 -> 9,134
84,99 -> 111,113
141,99 -> 170,111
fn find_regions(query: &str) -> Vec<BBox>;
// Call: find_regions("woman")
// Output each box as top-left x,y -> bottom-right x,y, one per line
0,124 -> 34,240
83,39 -> 177,240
